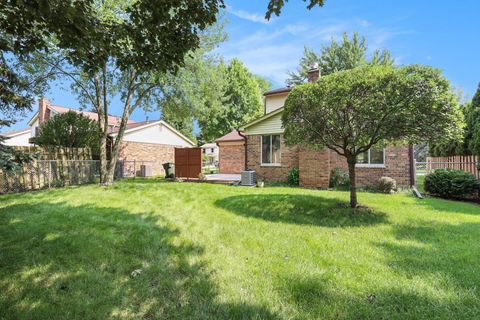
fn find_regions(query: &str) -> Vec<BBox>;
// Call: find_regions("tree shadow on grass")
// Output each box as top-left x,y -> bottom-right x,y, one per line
378,220 -> 480,292
279,274 -> 473,319
215,194 -> 388,227
0,201 -> 278,320
414,196 -> 480,215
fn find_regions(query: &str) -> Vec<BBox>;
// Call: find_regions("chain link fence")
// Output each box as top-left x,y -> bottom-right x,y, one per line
0,160 -> 100,194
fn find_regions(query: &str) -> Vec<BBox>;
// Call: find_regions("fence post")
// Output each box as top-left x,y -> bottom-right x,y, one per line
134,160 -> 136,179
48,161 -> 51,189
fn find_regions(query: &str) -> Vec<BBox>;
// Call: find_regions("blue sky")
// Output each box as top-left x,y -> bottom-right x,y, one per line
6,0 -> 480,131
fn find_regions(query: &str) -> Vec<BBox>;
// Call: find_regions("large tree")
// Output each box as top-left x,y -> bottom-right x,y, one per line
198,58 -> 264,142
283,65 -> 463,208
3,0 -> 225,184
287,32 -> 394,85
467,83 -> 480,155
160,55 -> 269,143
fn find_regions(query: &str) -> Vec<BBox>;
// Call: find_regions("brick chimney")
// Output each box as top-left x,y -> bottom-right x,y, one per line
38,97 -> 51,124
307,62 -> 320,83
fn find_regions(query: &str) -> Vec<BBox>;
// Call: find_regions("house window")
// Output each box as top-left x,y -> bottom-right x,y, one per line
357,147 -> 385,167
211,148 -> 214,153
261,135 -> 281,165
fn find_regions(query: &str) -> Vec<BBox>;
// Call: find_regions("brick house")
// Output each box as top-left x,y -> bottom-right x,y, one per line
18,97 -> 195,175
241,69 -> 415,188
216,130 -> 246,174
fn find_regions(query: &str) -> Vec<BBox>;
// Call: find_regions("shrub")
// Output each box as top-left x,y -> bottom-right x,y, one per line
378,176 -> 397,194
424,169 -> 480,198
329,167 -> 350,189
287,167 -> 299,186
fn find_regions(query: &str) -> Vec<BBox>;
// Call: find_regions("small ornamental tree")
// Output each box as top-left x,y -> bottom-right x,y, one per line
33,111 -> 100,152
283,65 -> 463,208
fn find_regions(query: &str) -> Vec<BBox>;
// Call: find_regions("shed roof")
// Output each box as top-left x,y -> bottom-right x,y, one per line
215,130 -> 245,142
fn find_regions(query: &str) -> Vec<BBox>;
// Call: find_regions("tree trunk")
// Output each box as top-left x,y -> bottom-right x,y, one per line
99,133 -> 108,184
347,156 -> 357,208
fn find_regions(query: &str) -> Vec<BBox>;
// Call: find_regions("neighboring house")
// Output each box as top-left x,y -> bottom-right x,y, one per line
2,97 -> 195,175
216,130 -> 246,174
241,68 -> 414,188
200,143 -> 219,165
0,128 -> 31,146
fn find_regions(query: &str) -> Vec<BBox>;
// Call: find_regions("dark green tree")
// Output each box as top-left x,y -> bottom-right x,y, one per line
33,111 -> 100,152
265,0 -> 325,19
287,32 -> 394,85
283,65 -> 463,208
467,83 -> 480,155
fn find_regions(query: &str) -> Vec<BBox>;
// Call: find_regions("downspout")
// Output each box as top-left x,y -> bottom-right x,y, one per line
237,129 -> 247,171
409,144 -> 415,187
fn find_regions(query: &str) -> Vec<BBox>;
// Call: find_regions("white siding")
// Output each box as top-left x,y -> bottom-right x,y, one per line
265,93 -> 288,114
2,131 -> 32,146
245,111 -> 284,135
30,119 -> 39,137
122,123 -> 192,147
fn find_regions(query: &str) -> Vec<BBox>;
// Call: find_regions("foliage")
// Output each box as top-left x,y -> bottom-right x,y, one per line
329,167 -> 350,189
287,167 -> 299,186
265,0 -> 325,20
468,83 -> 480,155
424,169 -> 479,198
161,54 -> 267,143
378,177 -> 397,194
283,64 -> 463,207
0,136 -> 34,172
287,32 -> 394,85
2,0 -> 225,184
32,111 -> 100,151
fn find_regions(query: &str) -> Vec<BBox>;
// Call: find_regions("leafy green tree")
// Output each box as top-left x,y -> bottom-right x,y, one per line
204,59 -> 263,140
3,0 -> 225,184
33,111 -> 100,152
283,65 -> 463,208
160,55 -> 268,143
467,83 -> 480,155
287,32 -> 394,85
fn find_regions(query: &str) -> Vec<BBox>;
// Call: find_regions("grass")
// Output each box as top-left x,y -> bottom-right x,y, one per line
1,179 -> 480,319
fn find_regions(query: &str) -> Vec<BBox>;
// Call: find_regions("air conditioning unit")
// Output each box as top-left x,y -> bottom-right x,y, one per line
241,170 -> 256,186
140,165 -> 152,177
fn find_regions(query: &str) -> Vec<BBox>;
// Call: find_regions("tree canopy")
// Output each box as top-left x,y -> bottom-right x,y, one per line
33,111 -> 100,152
283,65 -> 463,207
287,32 -> 394,85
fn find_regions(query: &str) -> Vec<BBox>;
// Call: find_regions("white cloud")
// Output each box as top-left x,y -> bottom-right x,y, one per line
227,6 -> 270,24
217,18 -> 410,86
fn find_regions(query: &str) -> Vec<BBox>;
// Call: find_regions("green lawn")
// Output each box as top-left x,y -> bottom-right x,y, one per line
1,179 -> 480,319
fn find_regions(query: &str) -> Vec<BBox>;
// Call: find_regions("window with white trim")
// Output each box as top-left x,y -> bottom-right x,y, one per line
357,147 -> 385,166
261,135 -> 281,165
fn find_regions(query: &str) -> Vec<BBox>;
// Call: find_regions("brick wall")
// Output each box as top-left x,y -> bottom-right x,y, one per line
327,145 -> 412,187
118,141 -> 178,176
246,134 -> 412,187
246,135 -> 298,181
218,142 -> 245,174
298,146 -> 331,188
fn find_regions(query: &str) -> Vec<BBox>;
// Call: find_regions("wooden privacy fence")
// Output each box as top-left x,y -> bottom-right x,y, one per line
0,147 -> 96,194
174,147 -> 202,179
0,160 -> 100,194
425,155 -> 479,178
